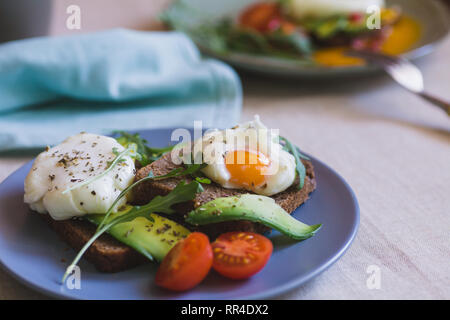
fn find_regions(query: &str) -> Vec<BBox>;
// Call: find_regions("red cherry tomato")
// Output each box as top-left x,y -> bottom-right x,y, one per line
155,232 -> 213,291
211,232 -> 273,280
239,2 -> 281,32
349,12 -> 364,24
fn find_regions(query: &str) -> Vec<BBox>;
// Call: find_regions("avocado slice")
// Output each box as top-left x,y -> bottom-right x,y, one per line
186,194 -> 322,240
87,207 -> 190,262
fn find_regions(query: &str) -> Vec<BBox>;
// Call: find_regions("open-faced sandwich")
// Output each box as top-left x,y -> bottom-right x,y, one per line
163,0 -> 421,67
24,116 -> 321,291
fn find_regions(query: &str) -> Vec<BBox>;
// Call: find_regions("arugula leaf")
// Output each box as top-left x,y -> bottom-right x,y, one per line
161,1 -> 314,61
141,180 -> 204,214
62,180 -> 203,284
96,163 -> 208,231
279,136 -> 310,189
114,131 -> 175,166
194,176 -> 211,184
195,21 -> 313,59
62,155 -> 208,283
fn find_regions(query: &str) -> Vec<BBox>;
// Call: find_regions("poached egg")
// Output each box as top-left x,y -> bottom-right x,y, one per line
24,133 -> 135,220
176,116 -> 297,196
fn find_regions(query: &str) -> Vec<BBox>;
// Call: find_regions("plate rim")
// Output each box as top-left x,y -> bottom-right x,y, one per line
0,128 -> 360,300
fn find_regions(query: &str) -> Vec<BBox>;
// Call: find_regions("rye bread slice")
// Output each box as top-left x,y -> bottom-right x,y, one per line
133,152 -> 316,239
42,214 -> 146,273
40,152 -> 316,273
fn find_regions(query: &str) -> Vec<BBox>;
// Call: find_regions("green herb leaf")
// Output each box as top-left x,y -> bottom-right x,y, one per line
61,180 -> 203,284
95,163 -> 207,232
161,0 -> 314,61
279,136 -> 309,189
114,131 -> 175,166
195,176 -> 211,184
143,180 -> 204,214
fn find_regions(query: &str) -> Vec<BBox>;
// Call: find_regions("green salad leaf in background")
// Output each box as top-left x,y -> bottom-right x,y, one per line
160,0 -> 385,63
160,0 -> 314,62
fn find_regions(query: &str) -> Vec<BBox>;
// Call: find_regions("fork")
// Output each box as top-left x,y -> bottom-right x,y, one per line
346,50 -> 450,115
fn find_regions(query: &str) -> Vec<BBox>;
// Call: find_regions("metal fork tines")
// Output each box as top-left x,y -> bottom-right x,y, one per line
346,50 -> 450,115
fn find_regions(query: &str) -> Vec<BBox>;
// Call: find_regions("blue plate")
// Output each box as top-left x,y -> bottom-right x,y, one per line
0,128 -> 359,299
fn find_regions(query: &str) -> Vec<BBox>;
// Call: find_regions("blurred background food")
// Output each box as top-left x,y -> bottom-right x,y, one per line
0,0 -> 448,41
1,0 -> 448,71
160,0 -> 449,76
162,0 -> 418,67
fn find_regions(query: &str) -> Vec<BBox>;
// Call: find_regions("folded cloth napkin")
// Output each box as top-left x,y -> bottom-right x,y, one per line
0,29 -> 242,151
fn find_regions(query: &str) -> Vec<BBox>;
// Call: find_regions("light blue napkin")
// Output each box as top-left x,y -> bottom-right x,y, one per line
0,29 -> 242,151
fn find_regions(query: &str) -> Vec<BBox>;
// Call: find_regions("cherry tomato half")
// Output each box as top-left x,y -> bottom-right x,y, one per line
211,232 -> 273,280
155,232 -> 213,291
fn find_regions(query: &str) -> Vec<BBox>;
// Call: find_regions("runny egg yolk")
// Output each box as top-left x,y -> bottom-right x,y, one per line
225,150 -> 271,188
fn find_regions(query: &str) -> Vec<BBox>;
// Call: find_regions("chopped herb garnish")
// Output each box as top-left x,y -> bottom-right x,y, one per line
61,145 -> 136,195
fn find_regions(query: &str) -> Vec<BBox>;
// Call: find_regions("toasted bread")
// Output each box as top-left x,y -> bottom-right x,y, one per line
40,152 -> 316,272
133,152 -> 316,239
42,214 -> 146,273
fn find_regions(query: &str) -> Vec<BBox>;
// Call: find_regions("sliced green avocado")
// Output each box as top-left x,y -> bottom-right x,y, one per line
87,207 -> 190,262
186,194 -> 322,240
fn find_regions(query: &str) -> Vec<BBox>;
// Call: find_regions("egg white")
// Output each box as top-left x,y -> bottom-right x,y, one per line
24,133 -> 135,220
285,0 -> 385,19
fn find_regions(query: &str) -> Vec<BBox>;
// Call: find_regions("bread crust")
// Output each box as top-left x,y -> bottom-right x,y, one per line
42,214 -> 146,273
